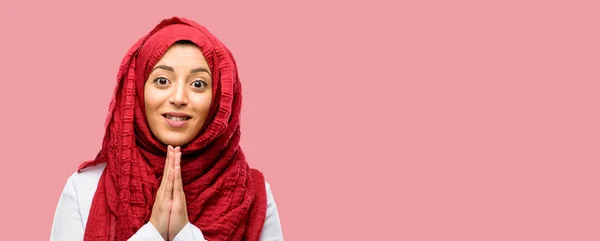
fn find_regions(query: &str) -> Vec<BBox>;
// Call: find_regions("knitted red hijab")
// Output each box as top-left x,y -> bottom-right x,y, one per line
78,17 -> 267,241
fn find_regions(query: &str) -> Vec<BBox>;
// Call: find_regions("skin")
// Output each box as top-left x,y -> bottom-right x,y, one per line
146,43 -> 213,240
144,43 -> 213,147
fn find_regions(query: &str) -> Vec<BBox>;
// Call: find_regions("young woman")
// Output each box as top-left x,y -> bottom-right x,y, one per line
50,17 -> 283,241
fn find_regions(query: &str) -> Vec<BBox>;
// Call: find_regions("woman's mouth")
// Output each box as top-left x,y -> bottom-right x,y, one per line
162,113 -> 191,128
163,115 -> 190,121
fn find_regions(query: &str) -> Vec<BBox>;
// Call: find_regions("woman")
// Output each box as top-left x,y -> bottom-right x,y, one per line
50,17 -> 283,241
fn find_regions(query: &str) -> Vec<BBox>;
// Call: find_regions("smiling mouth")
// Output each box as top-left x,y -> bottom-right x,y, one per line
162,114 -> 191,121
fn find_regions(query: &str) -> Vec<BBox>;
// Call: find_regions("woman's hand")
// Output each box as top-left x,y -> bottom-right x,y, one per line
149,146 -> 175,240
168,147 -> 189,240
148,146 -> 189,240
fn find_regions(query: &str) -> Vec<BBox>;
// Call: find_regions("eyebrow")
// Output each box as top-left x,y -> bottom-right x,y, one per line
152,65 -> 212,78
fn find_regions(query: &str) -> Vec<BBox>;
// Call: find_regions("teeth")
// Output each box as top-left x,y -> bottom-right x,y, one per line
166,115 -> 187,121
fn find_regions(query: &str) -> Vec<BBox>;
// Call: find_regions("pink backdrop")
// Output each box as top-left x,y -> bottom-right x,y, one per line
1,0 -> 599,240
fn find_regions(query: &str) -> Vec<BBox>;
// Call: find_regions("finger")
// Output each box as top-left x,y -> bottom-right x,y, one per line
178,166 -> 187,214
161,145 -> 174,187
171,146 -> 178,168
163,166 -> 175,200
156,146 -> 173,199
173,166 -> 186,211
161,146 -> 175,201
173,151 -> 183,194
173,166 -> 181,200
175,149 -> 187,207
174,147 -> 181,167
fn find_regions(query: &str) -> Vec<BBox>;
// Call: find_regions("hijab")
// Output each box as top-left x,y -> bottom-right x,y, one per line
78,16 -> 267,241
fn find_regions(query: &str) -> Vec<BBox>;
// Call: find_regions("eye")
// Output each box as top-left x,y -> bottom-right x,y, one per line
154,77 -> 170,86
191,80 -> 207,89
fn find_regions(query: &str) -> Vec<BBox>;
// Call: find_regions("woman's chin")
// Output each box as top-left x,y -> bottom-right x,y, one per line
158,135 -> 192,147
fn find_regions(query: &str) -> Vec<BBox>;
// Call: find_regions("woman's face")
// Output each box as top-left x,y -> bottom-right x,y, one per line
144,43 -> 213,147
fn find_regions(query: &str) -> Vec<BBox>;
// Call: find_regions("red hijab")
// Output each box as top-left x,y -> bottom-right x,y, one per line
78,17 -> 267,241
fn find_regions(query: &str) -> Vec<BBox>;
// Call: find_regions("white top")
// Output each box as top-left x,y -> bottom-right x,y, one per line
50,163 -> 283,241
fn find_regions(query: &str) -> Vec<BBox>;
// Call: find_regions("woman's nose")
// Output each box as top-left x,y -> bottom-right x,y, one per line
169,84 -> 189,107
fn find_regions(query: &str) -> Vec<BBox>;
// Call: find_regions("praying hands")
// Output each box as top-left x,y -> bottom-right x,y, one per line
149,146 -> 189,241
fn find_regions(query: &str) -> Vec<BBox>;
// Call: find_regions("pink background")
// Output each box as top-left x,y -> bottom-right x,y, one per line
1,0 -> 599,240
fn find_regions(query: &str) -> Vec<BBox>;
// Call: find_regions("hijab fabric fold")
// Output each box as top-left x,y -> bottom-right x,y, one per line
78,17 -> 267,241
